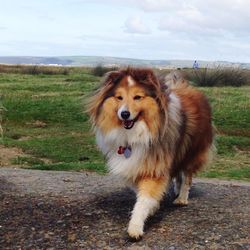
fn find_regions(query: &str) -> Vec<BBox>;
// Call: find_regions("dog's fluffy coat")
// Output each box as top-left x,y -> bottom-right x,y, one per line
88,68 -> 213,239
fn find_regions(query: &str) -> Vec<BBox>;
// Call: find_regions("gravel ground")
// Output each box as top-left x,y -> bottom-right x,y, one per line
0,168 -> 249,249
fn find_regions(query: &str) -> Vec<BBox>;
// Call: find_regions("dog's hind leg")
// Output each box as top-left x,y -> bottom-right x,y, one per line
173,172 -> 192,206
127,176 -> 170,239
174,172 -> 183,196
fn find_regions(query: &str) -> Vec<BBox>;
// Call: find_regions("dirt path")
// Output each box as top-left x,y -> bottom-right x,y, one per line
0,168 -> 249,249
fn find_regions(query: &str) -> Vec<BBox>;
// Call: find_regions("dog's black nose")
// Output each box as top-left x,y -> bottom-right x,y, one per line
121,111 -> 130,120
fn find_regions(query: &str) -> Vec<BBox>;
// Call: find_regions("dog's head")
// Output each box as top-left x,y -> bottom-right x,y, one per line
87,68 -> 168,138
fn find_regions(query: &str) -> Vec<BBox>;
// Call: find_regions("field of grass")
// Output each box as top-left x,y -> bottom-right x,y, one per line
0,68 -> 249,181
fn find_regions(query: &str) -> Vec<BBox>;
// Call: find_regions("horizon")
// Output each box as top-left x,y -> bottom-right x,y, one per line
1,0 -> 250,63
0,55 -> 248,65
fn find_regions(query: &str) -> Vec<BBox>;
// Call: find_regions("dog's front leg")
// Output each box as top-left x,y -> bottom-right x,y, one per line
128,176 -> 170,239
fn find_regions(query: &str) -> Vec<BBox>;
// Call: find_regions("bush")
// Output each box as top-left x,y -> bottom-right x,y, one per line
22,65 -> 70,75
187,67 -> 248,87
91,64 -> 118,77
0,64 -> 69,75
220,68 -> 247,87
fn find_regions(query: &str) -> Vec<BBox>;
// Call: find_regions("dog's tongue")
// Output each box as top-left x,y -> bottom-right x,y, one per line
124,120 -> 133,126
124,120 -> 134,129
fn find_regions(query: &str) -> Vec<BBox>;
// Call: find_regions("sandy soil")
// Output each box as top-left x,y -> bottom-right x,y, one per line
0,145 -> 27,167
0,145 -> 51,167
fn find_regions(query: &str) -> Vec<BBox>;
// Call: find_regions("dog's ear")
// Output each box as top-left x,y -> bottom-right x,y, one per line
86,70 -> 124,124
101,70 -> 124,87
144,69 -> 159,86
129,68 -> 163,93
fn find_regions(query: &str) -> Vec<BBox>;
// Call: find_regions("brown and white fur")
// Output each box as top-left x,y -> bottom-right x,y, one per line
87,68 -> 213,239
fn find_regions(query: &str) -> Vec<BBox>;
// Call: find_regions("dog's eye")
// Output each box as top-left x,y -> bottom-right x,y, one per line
134,95 -> 142,100
116,96 -> 123,100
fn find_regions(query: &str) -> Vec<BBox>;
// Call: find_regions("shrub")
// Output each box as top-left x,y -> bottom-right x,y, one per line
92,64 -> 118,77
187,67 -> 248,87
187,67 -> 224,87
0,64 -> 70,75
219,68 -> 247,87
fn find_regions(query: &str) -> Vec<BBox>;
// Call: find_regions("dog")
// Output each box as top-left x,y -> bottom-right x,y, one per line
87,67 -> 213,239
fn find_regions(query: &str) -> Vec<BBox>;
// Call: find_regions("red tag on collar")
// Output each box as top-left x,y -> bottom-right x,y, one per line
117,146 -> 125,154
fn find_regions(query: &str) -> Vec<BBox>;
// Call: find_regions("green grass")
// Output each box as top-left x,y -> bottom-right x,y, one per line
0,70 -> 249,181
201,87 -> 250,135
11,156 -> 45,166
29,162 -> 106,173
198,87 -> 250,181
199,150 -> 250,181
0,71 -> 105,172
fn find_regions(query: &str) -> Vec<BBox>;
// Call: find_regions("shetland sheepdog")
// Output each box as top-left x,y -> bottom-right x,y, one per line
87,68 -> 213,239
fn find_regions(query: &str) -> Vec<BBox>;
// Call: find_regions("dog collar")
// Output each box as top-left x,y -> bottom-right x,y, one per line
117,146 -> 132,158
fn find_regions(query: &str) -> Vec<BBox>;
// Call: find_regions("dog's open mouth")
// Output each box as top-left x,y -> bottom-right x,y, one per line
123,113 -> 141,129
123,120 -> 135,129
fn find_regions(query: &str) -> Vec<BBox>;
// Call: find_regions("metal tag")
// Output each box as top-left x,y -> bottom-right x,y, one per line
124,147 -> 132,158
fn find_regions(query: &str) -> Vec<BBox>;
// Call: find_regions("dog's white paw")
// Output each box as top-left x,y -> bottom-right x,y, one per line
127,223 -> 144,239
173,197 -> 188,206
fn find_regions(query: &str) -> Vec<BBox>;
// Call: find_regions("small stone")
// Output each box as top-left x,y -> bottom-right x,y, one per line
68,233 -> 76,242
169,246 -> 176,250
127,245 -> 151,250
63,178 -> 72,182
37,202 -> 44,207
44,233 -> 50,239
158,228 -> 166,233
96,241 -> 107,248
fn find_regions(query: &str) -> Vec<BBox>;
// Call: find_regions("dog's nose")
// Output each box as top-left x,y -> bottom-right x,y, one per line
121,111 -> 130,120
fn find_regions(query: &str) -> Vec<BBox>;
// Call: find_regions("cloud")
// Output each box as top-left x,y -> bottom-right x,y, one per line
38,14 -> 55,22
76,0 -> 250,38
136,0 -> 177,11
124,16 -> 151,34
158,1 -> 250,37
78,0 -> 180,12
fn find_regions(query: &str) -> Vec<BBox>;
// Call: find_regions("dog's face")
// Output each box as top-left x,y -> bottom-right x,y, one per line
88,68 -> 168,137
114,75 -> 155,130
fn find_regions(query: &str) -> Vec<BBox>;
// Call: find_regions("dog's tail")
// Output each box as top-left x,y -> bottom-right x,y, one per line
164,70 -> 189,89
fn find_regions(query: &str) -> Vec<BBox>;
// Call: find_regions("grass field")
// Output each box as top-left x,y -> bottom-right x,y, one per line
0,69 -> 249,181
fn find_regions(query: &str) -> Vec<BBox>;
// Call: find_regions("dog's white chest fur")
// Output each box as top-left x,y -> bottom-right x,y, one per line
96,121 -> 151,181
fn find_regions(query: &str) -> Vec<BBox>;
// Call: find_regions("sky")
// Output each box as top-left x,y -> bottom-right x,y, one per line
0,0 -> 250,62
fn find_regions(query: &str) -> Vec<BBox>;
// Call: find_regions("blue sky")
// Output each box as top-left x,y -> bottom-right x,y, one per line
0,0 -> 250,62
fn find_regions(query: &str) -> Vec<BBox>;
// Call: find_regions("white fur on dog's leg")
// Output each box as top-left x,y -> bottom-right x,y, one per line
174,181 -> 180,196
128,195 -> 159,239
174,173 -> 183,196
173,173 -> 192,206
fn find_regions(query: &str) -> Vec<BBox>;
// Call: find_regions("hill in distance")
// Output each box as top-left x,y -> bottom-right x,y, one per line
0,56 -> 249,68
